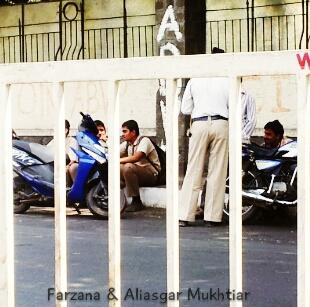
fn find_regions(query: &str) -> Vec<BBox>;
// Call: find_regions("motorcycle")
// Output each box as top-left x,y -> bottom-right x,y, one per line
13,112 -> 127,218
223,141 -> 297,223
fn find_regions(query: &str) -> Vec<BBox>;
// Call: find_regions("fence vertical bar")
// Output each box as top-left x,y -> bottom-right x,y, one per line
107,80 -> 121,307
53,82 -> 68,307
0,84 -> 14,307
228,76 -> 243,307
21,5 -> 25,62
297,73 -> 310,307
246,0 -> 250,51
123,0 -> 128,58
80,0 -> 85,60
166,79 -> 179,307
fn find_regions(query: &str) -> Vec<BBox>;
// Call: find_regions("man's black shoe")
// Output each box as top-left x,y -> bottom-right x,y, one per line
195,207 -> 204,220
179,220 -> 189,227
125,199 -> 145,212
204,221 -> 222,227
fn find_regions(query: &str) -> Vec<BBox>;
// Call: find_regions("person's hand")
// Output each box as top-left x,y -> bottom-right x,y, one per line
102,134 -> 108,142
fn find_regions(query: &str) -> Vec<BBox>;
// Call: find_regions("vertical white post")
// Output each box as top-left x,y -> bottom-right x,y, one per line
297,73 -> 310,307
166,79 -> 179,307
53,82 -> 68,307
228,76 -> 243,307
107,80 -> 121,307
0,84 -> 15,307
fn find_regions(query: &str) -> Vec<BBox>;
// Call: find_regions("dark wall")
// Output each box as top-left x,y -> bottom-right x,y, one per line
155,0 -> 188,177
185,0 -> 206,55
155,0 -> 207,177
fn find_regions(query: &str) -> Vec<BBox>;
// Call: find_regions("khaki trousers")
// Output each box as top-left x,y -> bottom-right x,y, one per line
179,120 -> 228,222
120,163 -> 158,197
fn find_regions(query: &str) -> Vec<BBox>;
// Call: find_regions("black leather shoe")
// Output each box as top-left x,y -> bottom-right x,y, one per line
179,220 -> 189,227
125,199 -> 145,212
195,207 -> 204,220
204,221 -> 221,227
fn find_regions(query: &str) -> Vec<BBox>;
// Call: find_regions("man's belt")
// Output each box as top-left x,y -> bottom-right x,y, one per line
192,115 -> 228,122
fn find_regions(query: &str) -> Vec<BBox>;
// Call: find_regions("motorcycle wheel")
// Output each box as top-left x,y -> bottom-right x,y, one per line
86,181 -> 127,218
13,177 -> 31,214
223,170 -> 262,224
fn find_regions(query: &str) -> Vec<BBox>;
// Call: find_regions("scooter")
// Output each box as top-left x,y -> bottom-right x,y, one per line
13,112 -> 126,218
223,141 -> 297,223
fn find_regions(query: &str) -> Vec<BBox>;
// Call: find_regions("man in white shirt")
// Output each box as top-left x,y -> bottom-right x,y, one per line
194,85 -> 256,221
179,69 -> 230,227
120,120 -> 161,212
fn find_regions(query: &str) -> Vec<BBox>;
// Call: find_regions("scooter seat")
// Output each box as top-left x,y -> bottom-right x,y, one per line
13,140 -> 54,164
246,143 -> 278,158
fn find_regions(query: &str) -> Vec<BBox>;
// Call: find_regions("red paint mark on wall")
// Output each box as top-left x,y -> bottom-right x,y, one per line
297,52 -> 310,69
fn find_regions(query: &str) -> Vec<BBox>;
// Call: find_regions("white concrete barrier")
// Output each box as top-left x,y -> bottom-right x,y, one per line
0,50 -> 309,307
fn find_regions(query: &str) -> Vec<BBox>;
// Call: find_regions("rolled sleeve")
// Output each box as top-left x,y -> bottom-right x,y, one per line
136,138 -> 151,156
181,80 -> 194,115
120,141 -> 127,157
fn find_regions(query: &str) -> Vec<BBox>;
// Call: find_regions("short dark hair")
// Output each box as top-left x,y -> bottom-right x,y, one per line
94,120 -> 105,130
65,119 -> 70,130
264,120 -> 284,137
212,47 -> 225,54
122,120 -> 140,136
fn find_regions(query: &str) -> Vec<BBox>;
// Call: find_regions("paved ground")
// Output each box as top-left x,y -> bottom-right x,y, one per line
14,207 -> 297,307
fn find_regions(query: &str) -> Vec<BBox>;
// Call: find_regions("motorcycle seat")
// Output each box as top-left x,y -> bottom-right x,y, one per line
246,143 -> 278,158
13,140 -> 54,164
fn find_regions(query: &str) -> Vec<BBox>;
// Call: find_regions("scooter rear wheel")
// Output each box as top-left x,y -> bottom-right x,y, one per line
14,177 -> 31,214
14,199 -> 31,214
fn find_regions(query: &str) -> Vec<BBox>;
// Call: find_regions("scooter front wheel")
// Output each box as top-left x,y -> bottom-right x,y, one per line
86,181 -> 127,218
86,181 -> 109,218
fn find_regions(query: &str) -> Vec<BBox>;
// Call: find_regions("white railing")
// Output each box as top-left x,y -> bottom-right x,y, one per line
0,50 -> 309,307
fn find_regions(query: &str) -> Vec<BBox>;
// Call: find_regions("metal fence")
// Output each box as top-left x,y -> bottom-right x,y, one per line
206,13 -> 309,53
1,5 -> 309,63
0,21 -> 157,63
0,51 -> 309,307
3,14 -> 305,64
84,24 -> 156,59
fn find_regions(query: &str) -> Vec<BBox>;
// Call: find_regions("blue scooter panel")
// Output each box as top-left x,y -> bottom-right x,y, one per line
14,166 -> 54,197
76,130 -> 107,158
67,149 -> 96,203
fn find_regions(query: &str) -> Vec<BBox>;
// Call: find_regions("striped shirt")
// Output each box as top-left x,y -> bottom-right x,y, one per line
241,90 -> 256,141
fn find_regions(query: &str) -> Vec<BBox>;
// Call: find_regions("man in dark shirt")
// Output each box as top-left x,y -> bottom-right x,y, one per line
263,120 -> 290,148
